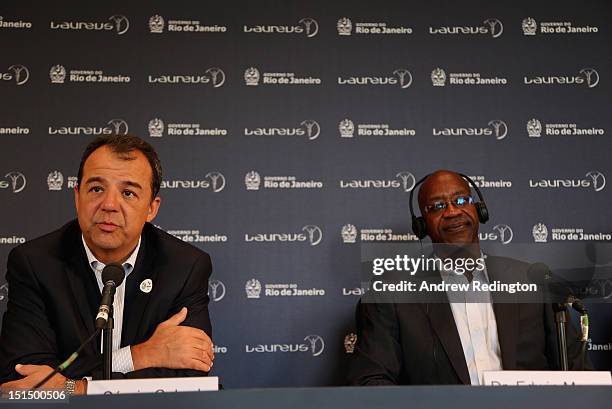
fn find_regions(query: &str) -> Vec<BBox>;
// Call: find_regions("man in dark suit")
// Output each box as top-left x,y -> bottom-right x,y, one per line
0,135 -> 213,394
349,170 -> 588,385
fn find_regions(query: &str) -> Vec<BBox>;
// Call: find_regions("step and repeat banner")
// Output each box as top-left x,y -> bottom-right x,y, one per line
1,1 -> 611,387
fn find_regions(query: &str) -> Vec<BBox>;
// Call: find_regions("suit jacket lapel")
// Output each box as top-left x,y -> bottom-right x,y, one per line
422,268 -> 471,384
487,256 -> 519,370
122,226 -> 159,346
63,225 -> 101,340
427,300 -> 471,384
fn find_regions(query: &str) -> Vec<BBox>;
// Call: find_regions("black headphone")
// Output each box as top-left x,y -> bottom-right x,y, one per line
409,173 -> 489,240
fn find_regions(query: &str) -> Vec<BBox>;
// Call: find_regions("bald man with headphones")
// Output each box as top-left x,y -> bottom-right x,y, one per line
348,170 -> 589,385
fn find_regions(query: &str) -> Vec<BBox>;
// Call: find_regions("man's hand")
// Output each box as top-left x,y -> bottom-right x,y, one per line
132,307 -> 214,372
0,365 -> 86,395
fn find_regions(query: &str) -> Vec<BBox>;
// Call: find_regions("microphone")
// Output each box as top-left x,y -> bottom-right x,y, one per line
96,263 -> 125,329
32,264 -> 125,390
32,328 -> 101,390
528,262 -> 589,340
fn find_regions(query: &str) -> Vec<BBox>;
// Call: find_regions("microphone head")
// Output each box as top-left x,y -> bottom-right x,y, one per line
101,263 -> 125,286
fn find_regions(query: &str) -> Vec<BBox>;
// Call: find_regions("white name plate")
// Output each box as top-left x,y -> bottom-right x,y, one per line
483,371 -> 611,385
87,376 -> 219,395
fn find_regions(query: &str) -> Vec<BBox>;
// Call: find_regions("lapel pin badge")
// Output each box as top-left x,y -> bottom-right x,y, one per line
140,278 -> 153,294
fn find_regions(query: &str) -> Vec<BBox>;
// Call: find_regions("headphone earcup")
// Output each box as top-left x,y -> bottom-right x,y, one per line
412,216 -> 428,239
475,202 -> 489,224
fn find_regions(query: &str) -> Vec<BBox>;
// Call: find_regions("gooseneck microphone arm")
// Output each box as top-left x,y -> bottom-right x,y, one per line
31,263 -> 126,389
31,328 -> 101,390
103,308 -> 114,380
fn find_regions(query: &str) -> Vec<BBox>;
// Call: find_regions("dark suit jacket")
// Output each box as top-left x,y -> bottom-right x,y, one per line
348,256 -> 590,385
0,220 -> 212,383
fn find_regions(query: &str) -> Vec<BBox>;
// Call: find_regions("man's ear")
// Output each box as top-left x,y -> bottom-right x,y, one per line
74,185 -> 80,214
146,196 -> 161,222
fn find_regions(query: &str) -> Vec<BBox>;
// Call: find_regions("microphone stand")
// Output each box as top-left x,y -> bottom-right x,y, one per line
102,306 -> 114,380
569,297 -> 589,370
552,302 -> 569,371
552,296 -> 590,371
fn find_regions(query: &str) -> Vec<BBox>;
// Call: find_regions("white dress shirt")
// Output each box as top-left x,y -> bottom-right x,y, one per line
81,236 -> 140,374
439,255 -> 503,385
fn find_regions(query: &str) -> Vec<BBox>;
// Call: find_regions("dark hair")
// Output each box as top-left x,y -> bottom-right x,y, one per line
77,134 -> 162,199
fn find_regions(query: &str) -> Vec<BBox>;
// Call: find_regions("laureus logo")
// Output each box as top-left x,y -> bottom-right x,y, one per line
393,68 -> 413,88
2,65 -> 30,85
109,15 -> 130,35
206,171 -> 226,192
244,120 -> 321,140
586,171 -> 606,192
107,118 -> 129,135
430,19 -> 503,37
527,119 -> 542,137
338,69 -> 413,88
301,120 -> 321,140
395,172 -> 416,192
525,68 -> 600,88
529,171 -> 606,192
205,67 -> 226,88
522,17 -> 537,35
303,335 -> 325,356
483,18 -> 504,38
47,118 -> 129,136
149,15 -> 165,33
433,120 -> 508,139
480,224 -> 513,244
244,18 -> 318,37
1,172 -> 27,193
488,120 -> 508,140
302,225 -> 323,246
580,68 -> 599,88
299,18 -> 319,37
493,224 -> 514,244
337,18 -> 352,35
148,68 -> 226,86
8,65 -> 29,85
208,280 -> 226,302
50,15 -> 129,35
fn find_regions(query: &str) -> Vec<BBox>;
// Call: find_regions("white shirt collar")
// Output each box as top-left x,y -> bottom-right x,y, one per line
81,235 -> 141,276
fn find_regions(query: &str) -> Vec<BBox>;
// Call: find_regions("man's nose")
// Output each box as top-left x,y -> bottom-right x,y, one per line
442,201 -> 462,217
101,189 -> 120,211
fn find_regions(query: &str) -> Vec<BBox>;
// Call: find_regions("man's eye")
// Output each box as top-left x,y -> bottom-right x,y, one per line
123,190 -> 135,198
90,186 -> 103,193
433,202 -> 446,210
456,197 -> 467,206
